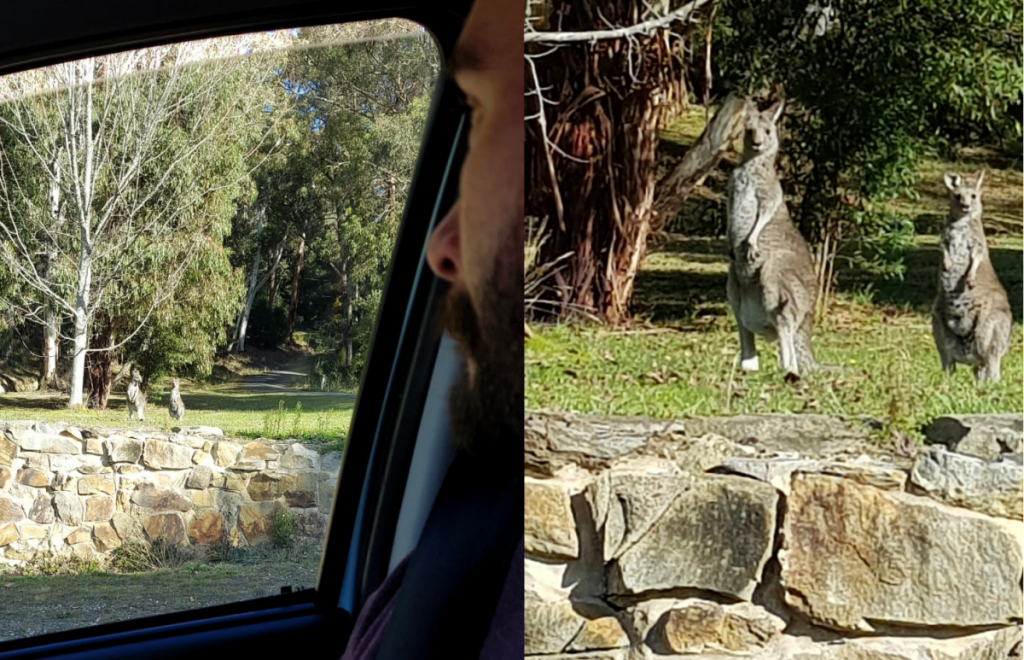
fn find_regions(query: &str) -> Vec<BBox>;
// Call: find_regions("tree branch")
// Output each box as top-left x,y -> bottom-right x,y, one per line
524,0 -> 715,43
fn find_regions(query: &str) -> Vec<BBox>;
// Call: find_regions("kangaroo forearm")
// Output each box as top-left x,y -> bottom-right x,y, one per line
748,195 -> 781,248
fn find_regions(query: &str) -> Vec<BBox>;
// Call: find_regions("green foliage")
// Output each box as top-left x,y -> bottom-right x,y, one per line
269,508 -> 298,549
709,0 -> 1022,275
846,207 -> 915,280
246,298 -> 290,349
26,553 -> 102,577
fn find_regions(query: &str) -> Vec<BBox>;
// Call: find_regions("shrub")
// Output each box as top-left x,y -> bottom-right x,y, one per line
27,553 -> 102,577
107,538 -> 206,572
269,507 -> 298,549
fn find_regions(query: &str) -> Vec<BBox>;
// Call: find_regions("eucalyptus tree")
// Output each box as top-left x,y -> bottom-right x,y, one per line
0,40 -> 280,406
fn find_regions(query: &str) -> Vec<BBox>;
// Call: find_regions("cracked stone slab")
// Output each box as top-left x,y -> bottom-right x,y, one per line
781,474 -> 1023,631
606,471 -> 778,600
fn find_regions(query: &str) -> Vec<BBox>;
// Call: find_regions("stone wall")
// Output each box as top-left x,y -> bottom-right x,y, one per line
524,411 -> 1023,659
0,421 -> 341,564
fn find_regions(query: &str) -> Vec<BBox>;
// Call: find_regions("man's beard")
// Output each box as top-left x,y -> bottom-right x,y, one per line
438,248 -> 522,470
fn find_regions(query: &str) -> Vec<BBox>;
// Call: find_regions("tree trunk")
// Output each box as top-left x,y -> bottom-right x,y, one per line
86,329 -> 113,409
344,266 -> 353,367
287,218 -> 309,342
41,156 -> 61,390
267,243 -> 284,313
236,206 -> 266,353
69,239 -> 93,408
526,0 -> 703,324
68,57 -> 95,409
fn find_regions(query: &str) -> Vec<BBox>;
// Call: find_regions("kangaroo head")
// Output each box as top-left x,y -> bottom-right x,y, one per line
172,378 -> 180,389
943,171 -> 984,220
742,97 -> 784,160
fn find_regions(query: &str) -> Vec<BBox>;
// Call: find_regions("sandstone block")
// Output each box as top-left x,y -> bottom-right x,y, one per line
525,475 -> 582,560
658,599 -> 784,655
52,491 -> 82,525
238,502 -> 282,545
105,438 -> 144,463
781,474 -> 1023,631
0,496 -> 25,525
92,521 -> 121,551
525,559 -> 629,655
910,446 -> 1022,519
185,466 -> 213,490
0,435 -> 17,466
66,527 -> 91,545
141,512 -> 186,545
188,509 -> 225,544
0,523 -> 18,546
602,466 -> 778,600
77,475 -> 115,495
142,440 -> 194,470
7,428 -> 80,454
28,492 -> 53,524
85,496 -> 115,522
212,441 -> 242,467
130,483 -> 191,512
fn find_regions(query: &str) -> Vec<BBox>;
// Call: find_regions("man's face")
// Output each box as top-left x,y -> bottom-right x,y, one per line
426,0 -> 523,460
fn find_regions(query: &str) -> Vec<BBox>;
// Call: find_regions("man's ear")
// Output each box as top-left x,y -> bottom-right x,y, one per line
943,173 -> 961,191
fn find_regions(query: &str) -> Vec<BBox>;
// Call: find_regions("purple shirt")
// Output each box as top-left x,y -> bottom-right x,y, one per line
340,538 -> 524,660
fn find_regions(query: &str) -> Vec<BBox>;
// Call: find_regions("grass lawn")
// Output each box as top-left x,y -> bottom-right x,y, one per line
0,539 -> 321,642
0,388 -> 353,449
526,109 -> 1023,442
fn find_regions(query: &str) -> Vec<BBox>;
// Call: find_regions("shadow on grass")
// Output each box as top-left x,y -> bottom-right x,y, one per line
0,391 -> 354,414
636,236 -> 1023,324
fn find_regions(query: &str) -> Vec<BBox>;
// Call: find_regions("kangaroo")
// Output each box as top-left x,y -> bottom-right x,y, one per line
126,369 -> 146,422
726,96 -> 820,376
169,378 -> 185,421
932,171 -> 1011,383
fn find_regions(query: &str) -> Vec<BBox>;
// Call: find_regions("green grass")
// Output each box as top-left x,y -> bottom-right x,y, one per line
0,388 -> 353,447
527,234 -> 1023,441
0,539 -> 321,641
526,108 -> 1023,440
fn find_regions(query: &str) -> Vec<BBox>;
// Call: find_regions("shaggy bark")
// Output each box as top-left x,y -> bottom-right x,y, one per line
526,0 -> 710,324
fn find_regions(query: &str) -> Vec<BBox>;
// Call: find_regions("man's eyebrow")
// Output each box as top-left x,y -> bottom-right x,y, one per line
447,41 -> 484,78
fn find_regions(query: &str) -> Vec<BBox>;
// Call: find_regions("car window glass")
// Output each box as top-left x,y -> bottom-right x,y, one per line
0,19 -> 439,644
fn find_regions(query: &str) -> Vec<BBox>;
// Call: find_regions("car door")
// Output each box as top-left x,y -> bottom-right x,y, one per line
0,0 -> 471,658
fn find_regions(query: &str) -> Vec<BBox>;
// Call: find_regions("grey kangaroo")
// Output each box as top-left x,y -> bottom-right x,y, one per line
126,369 -> 146,422
726,96 -> 820,376
932,171 -> 1011,383
169,378 -> 185,421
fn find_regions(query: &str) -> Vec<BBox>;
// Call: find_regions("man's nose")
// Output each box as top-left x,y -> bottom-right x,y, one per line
426,200 -> 462,284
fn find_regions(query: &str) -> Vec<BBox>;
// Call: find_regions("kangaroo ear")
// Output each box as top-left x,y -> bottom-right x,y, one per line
974,170 -> 984,190
943,173 -> 961,191
768,99 -> 785,123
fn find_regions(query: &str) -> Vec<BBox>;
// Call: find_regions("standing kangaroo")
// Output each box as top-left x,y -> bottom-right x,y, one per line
126,369 -> 146,422
932,172 -> 1011,383
169,378 -> 185,421
726,96 -> 820,376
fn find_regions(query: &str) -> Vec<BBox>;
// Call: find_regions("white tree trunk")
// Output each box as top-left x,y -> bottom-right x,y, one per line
236,206 -> 266,353
42,309 -> 58,387
68,59 -> 95,408
42,156 -> 61,389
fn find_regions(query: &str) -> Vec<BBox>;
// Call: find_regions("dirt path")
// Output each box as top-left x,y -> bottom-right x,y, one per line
228,354 -> 353,398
